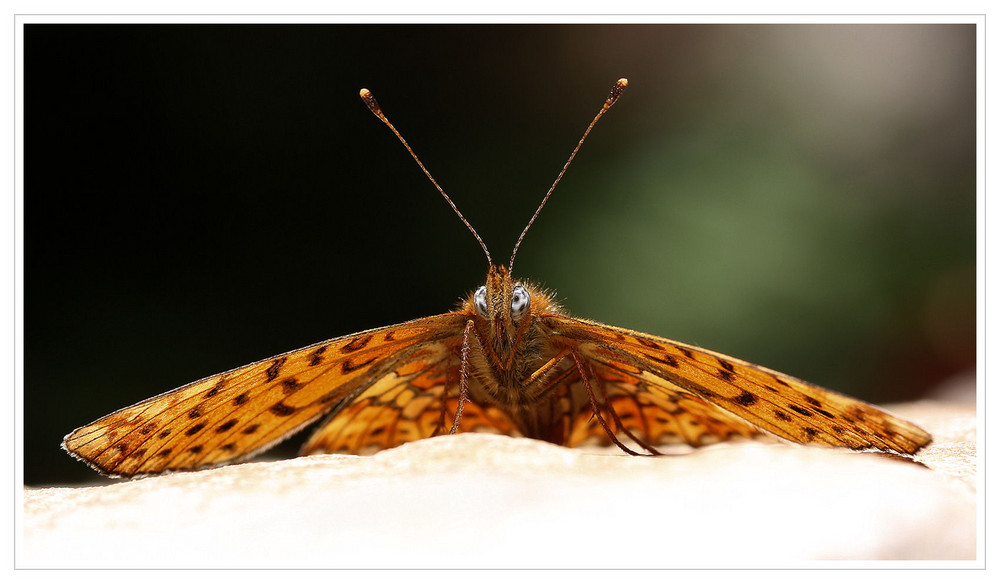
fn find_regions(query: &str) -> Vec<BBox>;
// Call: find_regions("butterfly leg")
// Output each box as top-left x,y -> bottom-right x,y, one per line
602,401 -> 663,455
584,363 -> 663,455
569,350 -> 647,456
429,352 -> 456,438
449,319 -> 476,434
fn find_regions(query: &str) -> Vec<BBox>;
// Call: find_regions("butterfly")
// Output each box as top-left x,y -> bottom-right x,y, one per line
63,78 -> 932,478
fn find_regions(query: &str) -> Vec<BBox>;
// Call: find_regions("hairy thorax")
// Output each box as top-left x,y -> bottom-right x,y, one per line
457,267 -> 570,408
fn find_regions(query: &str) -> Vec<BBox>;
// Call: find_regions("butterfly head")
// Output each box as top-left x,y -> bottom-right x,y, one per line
464,264 -> 561,346
470,264 -> 529,329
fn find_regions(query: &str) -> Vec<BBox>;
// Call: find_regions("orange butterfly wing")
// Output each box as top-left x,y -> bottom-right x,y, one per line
300,355 -> 520,455
559,363 -> 765,449
543,314 -> 931,454
62,313 -> 468,477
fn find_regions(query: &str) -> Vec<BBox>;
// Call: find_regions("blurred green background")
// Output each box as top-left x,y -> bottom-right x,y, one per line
24,24 -> 975,486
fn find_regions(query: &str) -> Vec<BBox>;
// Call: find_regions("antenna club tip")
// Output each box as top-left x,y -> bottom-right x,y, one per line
607,78 -> 628,105
359,88 -> 382,115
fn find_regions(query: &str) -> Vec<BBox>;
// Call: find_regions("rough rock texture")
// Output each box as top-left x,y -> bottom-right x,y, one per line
21,400 -> 976,568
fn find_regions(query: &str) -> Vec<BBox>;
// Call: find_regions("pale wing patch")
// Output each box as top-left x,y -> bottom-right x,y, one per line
559,363 -> 764,449
301,355 -> 520,455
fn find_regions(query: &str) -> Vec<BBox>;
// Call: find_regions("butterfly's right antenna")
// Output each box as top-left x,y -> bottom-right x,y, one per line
360,88 -> 493,266
508,78 -> 628,272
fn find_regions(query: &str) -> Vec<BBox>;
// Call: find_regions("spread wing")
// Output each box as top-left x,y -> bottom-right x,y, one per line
62,313 -> 468,477
542,314 -> 931,455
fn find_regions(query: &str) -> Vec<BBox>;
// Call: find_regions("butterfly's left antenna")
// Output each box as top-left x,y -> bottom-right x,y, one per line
508,78 -> 628,272
360,88 -> 493,266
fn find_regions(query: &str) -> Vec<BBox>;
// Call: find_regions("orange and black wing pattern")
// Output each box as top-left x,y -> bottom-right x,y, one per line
558,362 -> 765,449
300,355 -> 520,455
62,313 -> 468,477
543,314 -> 931,454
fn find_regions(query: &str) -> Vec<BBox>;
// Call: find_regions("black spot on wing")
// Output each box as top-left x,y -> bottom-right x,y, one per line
340,334 -> 374,354
635,336 -> 663,350
266,357 -> 287,382
643,352 -> 679,368
789,404 -> 813,417
205,377 -> 226,398
281,378 -> 301,395
309,345 -> 328,366
342,356 -> 377,374
697,387 -> 721,399
270,403 -> 296,417
216,419 -> 239,432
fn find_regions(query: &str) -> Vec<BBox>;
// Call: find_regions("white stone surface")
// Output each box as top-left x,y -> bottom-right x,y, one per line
20,401 -> 976,568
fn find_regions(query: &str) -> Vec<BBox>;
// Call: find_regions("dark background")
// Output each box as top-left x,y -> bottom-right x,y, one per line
24,24 -> 975,486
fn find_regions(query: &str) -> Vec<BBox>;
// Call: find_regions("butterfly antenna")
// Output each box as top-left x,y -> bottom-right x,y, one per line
508,78 -> 628,272
360,88 -> 493,266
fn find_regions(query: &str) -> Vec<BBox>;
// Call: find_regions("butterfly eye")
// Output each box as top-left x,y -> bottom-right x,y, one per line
510,285 -> 531,319
474,286 -> 489,317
